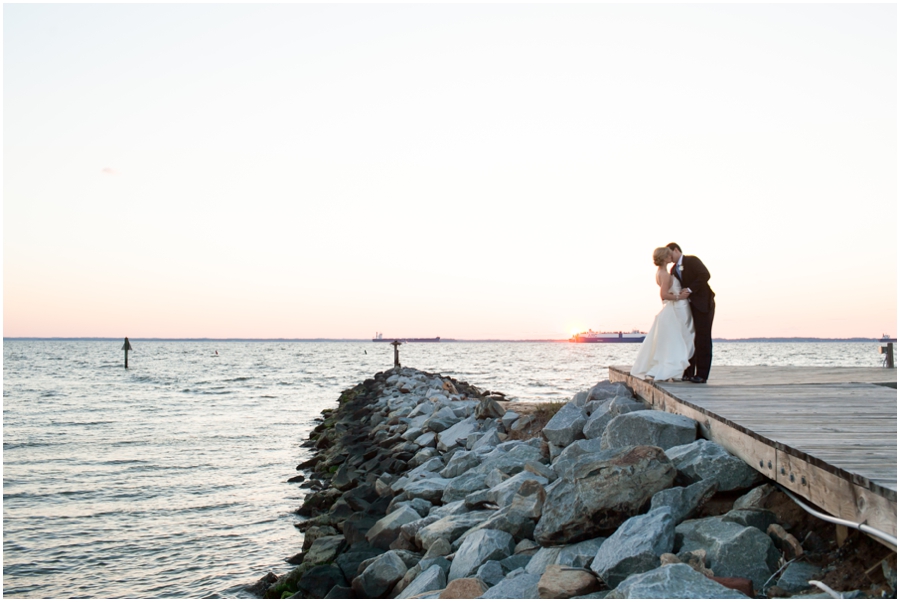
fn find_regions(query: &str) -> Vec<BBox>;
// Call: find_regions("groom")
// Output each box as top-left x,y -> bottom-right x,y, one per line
667,243 -> 715,383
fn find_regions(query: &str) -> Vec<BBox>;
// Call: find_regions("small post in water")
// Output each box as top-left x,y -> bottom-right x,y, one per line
880,343 -> 894,369
391,340 -> 402,368
122,337 -> 133,369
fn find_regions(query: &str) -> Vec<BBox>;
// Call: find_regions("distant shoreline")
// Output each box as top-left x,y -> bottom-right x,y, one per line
3,337 -> 888,343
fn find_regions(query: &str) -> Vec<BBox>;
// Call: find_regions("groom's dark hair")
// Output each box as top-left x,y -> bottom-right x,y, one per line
666,242 -> 682,253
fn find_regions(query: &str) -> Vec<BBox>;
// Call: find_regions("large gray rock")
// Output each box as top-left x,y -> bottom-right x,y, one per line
409,447 -> 440,467
334,544 -> 384,581
488,471 -> 549,508
462,507 -> 536,544
409,457 -> 447,480
403,427 -> 425,442
404,477 -> 452,504
440,451 -> 483,479
303,534 -> 348,565
471,429 -> 502,453
486,468 -> 509,489
477,572 -> 541,599
587,381 -> 633,402
295,565 -> 348,598
649,479 -> 718,524
477,443 -> 547,477
525,546 -> 561,574
582,400 -> 614,439
418,556 -> 451,574
392,549 -> 425,570
501,411 -> 520,431
367,505 -> 422,549
542,403 -> 588,447
428,499 -> 469,519
448,529 -> 516,580
510,414 -> 535,434
605,563 -> 749,598
570,391 -> 590,408
476,397 -> 506,419
551,439 -> 605,475
438,416 -> 479,451
601,410 -> 698,451
733,484 -> 777,510
589,508 -> 676,588
583,396 -> 646,436
397,564 -> 447,599
408,400 -> 435,419
508,479 -> 547,519
721,508 -> 778,533
424,407 -> 462,433
476,560 -> 507,587
351,551 -> 409,598
676,515 -> 780,590
417,511 -> 496,550
557,537 -> 606,568
776,561 -> 822,594
523,460 -> 557,482
666,439 -> 761,492
442,471 -> 488,503
607,396 -> 646,416
534,446 -> 676,546
400,515 -> 440,541
423,537 -> 452,559
415,431 -> 437,448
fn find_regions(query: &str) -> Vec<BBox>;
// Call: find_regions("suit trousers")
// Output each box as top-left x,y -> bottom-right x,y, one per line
685,301 -> 715,380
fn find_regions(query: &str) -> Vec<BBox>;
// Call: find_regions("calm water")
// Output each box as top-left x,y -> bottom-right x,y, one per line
2,340 -> 888,598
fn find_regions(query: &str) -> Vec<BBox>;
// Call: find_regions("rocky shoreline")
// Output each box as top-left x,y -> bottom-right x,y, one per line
249,367 -> 896,599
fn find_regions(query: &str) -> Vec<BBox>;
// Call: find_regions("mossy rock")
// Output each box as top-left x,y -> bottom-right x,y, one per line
265,564 -> 312,597
338,384 -> 367,405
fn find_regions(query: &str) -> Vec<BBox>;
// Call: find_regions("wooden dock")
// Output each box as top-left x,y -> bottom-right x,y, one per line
608,366 -> 897,546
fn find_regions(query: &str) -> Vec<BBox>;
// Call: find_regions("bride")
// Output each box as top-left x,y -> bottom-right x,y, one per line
631,247 -> 695,381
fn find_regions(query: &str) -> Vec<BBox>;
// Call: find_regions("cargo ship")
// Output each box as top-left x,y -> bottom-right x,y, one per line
373,333 -> 441,343
880,334 -> 897,343
570,329 -> 646,343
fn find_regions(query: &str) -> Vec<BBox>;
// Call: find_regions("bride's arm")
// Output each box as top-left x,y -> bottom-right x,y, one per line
658,271 -> 681,302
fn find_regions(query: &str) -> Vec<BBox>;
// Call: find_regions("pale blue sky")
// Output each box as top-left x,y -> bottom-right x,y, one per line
4,3 -> 896,339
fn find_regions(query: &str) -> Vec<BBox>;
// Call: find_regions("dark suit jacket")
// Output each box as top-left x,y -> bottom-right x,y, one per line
673,255 -> 715,313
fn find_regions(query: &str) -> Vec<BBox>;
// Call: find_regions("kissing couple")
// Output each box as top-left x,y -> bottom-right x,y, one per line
630,243 -> 716,383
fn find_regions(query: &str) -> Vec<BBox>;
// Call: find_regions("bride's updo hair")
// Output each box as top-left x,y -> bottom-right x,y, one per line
652,247 -> 670,266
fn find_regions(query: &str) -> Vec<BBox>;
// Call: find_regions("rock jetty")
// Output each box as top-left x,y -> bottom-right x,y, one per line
251,367 -> 893,599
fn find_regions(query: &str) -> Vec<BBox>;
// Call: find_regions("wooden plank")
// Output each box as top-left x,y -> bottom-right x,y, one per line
777,450 -> 897,546
611,365 -> 897,386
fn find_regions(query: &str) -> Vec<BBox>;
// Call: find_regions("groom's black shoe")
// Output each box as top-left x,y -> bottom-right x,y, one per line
689,376 -> 707,384
681,376 -> 692,381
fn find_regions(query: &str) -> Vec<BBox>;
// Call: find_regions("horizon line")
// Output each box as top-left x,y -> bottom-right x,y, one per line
3,336 -> 890,343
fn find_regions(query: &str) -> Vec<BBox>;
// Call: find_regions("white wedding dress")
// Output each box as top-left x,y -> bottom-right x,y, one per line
630,272 -> 695,381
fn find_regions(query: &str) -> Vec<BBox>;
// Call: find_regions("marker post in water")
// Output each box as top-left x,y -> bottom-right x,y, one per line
122,337 -> 133,369
391,340 -> 402,368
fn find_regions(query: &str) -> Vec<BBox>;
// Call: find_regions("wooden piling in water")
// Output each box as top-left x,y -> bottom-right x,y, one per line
391,340 -> 402,368
122,337 -> 132,369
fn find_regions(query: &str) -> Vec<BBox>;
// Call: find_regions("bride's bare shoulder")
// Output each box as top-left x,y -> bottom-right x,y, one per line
655,267 -> 670,285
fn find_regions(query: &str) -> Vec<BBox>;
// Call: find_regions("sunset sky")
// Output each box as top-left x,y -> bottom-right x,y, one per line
4,3 -> 896,340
